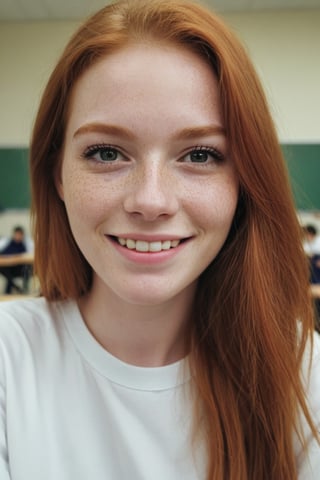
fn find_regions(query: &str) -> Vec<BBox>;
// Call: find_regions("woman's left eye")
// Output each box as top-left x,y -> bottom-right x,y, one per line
82,145 -> 122,163
184,147 -> 225,164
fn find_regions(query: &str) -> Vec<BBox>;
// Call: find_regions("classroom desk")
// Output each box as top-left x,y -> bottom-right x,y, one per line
311,284 -> 320,299
0,253 -> 34,294
0,294 -> 33,302
0,253 -> 34,267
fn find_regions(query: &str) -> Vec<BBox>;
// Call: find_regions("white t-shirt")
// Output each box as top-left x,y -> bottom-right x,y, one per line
0,297 -> 319,479
303,235 -> 320,256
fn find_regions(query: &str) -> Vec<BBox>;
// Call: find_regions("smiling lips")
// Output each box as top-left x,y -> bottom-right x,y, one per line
116,237 -> 181,252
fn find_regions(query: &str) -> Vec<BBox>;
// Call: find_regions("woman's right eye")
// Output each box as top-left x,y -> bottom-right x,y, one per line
82,145 -> 123,163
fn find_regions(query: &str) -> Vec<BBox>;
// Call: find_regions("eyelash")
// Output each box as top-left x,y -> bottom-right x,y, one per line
82,144 -> 121,162
81,143 -> 225,164
185,145 -> 225,164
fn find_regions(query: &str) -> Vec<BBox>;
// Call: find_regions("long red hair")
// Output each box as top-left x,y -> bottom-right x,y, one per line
30,1 -> 318,477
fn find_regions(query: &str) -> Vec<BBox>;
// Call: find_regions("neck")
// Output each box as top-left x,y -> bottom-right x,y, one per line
78,277 -> 196,367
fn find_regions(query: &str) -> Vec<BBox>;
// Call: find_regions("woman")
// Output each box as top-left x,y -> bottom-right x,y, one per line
0,1 -> 319,479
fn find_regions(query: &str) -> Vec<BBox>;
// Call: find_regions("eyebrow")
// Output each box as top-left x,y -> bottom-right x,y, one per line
73,123 -> 136,140
73,122 -> 225,141
173,125 -> 226,140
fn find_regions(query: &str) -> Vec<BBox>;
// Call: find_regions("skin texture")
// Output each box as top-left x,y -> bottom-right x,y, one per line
57,42 -> 239,365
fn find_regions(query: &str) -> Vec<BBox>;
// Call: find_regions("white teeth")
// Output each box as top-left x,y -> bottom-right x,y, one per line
126,239 -> 136,249
149,241 -> 162,252
117,237 -> 181,251
171,240 -> 179,247
135,240 -> 149,252
161,240 -> 171,250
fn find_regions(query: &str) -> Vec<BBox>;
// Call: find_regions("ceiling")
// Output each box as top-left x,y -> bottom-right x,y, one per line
1,0 -> 320,22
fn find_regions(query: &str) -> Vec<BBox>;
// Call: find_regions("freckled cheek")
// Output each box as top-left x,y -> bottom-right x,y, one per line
62,174 -> 115,225
184,181 -> 239,229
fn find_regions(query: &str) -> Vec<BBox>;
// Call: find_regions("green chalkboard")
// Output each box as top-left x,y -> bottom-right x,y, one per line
0,145 -> 319,210
283,144 -> 320,210
0,148 -> 30,210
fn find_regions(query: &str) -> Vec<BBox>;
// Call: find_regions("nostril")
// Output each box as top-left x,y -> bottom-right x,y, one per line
122,178 -> 179,220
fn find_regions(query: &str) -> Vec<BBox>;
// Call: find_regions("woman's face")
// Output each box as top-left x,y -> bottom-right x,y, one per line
57,42 -> 239,306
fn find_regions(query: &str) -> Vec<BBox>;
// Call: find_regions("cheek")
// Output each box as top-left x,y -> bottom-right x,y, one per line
62,172 -> 101,224
61,170 -> 125,231
185,177 -> 239,229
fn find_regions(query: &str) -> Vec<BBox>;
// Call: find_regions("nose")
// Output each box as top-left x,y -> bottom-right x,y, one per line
123,160 -> 179,221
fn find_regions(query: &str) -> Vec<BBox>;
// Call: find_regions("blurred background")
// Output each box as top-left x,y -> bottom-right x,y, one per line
0,0 -> 319,294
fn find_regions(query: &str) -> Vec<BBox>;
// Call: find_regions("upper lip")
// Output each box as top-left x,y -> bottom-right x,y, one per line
107,234 -> 190,242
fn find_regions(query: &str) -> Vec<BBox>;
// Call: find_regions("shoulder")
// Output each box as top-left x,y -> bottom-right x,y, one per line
301,331 -> 320,378
294,331 -> 320,477
0,297 -> 75,362
0,296 -> 55,330
297,331 -> 320,418
302,332 -> 320,411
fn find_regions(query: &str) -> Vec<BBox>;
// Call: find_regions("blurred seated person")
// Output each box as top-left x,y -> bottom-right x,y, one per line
302,224 -> 320,285
0,226 -> 32,294
311,256 -> 320,332
303,225 -> 320,332
311,254 -> 320,284
303,224 -> 320,257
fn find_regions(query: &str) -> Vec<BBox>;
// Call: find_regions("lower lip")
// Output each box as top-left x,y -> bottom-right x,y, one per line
107,237 -> 188,265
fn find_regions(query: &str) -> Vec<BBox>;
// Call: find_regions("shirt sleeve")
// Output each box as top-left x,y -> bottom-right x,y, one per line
0,344 -> 11,480
298,434 -> 320,479
297,333 -> 320,479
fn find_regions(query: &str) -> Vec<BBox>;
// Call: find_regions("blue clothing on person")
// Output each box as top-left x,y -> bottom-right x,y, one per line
310,255 -> 320,285
0,227 -> 29,294
0,239 -> 27,255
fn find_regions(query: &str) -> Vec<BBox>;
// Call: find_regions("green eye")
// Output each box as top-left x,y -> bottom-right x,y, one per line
190,151 -> 209,163
83,145 -> 121,163
99,148 -> 118,161
185,146 -> 225,164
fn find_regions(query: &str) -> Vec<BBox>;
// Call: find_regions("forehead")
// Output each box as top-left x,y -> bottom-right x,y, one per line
65,42 -> 222,137
76,40 -> 214,83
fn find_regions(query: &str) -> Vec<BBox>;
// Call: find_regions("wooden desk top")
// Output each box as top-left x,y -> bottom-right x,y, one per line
0,253 -> 34,267
311,284 -> 320,298
0,294 -> 34,302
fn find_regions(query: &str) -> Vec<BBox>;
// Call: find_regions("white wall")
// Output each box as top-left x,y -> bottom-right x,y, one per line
226,10 -> 320,143
0,9 -> 319,147
0,209 -> 32,238
0,20 -> 79,147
